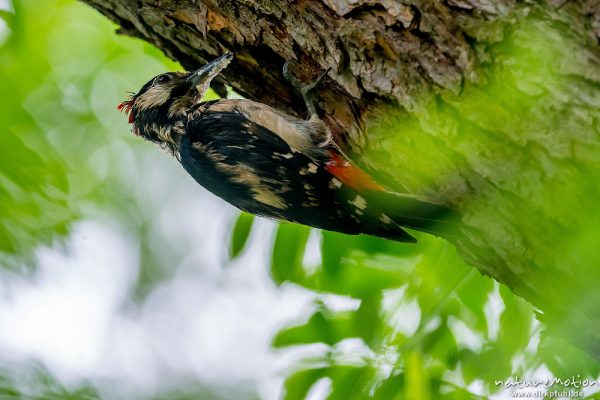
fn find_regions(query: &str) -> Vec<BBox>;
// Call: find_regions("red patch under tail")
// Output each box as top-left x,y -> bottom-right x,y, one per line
325,152 -> 384,192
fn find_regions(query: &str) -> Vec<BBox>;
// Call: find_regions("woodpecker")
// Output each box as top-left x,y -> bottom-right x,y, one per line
119,53 -> 456,242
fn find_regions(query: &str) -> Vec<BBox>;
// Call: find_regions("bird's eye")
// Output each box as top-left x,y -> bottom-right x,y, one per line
154,74 -> 172,84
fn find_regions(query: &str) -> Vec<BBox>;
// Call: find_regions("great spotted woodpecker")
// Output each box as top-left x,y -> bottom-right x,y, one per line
119,53 -> 455,242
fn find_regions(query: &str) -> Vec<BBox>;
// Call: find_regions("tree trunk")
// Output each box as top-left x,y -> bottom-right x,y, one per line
80,0 -> 600,357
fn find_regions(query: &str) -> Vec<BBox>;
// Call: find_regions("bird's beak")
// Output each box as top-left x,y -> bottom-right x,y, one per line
187,52 -> 233,100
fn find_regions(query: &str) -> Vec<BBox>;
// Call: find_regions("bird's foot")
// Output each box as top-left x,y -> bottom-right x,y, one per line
283,60 -> 330,119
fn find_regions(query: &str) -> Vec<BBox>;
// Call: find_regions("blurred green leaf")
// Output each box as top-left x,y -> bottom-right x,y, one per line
273,308 -> 356,347
318,252 -> 416,297
456,277 -> 492,333
405,351 -> 430,400
0,378 -> 20,397
321,231 -> 418,276
0,366 -> 100,400
462,346 -> 512,386
0,10 -> 14,29
274,296 -> 380,347
316,230 -> 420,297
498,285 -> 532,355
328,366 -> 374,400
284,365 -> 376,400
229,212 -> 254,259
283,368 -> 325,400
421,318 -> 458,366
271,222 -> 310,285
371,373 -> 405,400
540,335 -> 600,379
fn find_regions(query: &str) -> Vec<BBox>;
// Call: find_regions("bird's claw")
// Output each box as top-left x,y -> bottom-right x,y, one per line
282,60 -> 303,91
283,60 -> 330,119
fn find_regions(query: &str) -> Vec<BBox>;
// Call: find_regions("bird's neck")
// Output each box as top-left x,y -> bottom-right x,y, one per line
133,111 -> 186,157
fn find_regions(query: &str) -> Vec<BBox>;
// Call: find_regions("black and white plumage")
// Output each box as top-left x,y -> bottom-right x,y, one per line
119,53 -> 456,242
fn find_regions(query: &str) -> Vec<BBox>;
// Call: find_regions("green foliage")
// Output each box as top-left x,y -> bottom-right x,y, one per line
271,223 -> 311,285
268,226 -> 600,399
229,211 -> 255,259
0,0 -> 204,300
0,366 -> 236,400
0,366 -> 99,400
0,0 -> 182,268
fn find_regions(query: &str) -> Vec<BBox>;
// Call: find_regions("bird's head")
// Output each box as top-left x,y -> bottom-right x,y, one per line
118,52 -> 233,150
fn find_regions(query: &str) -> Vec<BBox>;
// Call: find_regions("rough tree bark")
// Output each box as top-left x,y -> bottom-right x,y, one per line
80,0 -> 600,358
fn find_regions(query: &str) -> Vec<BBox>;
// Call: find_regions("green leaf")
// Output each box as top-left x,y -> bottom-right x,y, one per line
321,231 -> 418,277
317,231 -> 420,297
271,222 -> 310,285
274,309 -> 358,347
539,335 -> 600,379
497,285 -> 532,354
229,212 -> 254,259
421,318 -> 458,366
0,10 -> 14,30
283,368 -> 325,400
319,252 -> 415,297
405,351 -> 431,400
455,277 -> 493,333
273,295 -> 382,348
328,365 -> 374,400
285,366 -> 374,400
461,346 -> 511,386
372,372 -> 405,400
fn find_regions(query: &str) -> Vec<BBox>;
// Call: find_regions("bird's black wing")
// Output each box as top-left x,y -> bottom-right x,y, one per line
179,111 -> 419,241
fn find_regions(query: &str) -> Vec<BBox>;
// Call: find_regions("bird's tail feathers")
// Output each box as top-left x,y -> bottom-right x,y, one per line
360,190 -> 460,242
